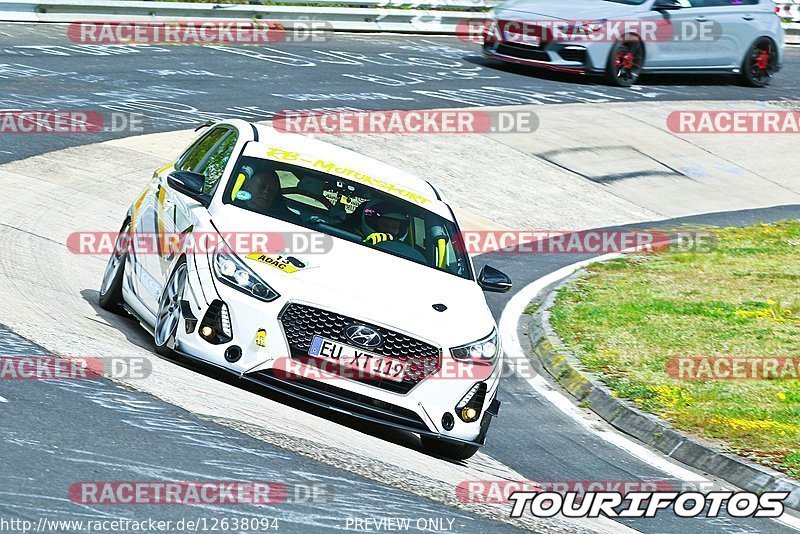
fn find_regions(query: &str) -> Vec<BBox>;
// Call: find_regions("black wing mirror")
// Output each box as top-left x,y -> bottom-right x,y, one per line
477,265 -> 512,293
653,0 -> 682,10
167,170 -> 211,207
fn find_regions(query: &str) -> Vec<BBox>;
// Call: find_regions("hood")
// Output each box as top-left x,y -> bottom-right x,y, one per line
210,205 -> 496,349
495,0 -> 645,20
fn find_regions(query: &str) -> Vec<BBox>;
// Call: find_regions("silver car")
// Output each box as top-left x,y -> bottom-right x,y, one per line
482,0 -> 784,86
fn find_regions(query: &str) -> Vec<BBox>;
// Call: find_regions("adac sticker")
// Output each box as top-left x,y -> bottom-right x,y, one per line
235,190 -> 252,201
246,253 -> 308,274
255,329 -> 267,348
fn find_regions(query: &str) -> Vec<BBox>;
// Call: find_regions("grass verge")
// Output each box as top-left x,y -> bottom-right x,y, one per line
550,221 -> 800,477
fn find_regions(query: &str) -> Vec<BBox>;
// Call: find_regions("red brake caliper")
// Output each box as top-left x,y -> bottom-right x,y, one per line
755,49 -> 770,70
615,52 -> 635,69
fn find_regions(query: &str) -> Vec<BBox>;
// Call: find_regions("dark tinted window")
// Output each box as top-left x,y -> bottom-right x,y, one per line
691,0 -> 758,5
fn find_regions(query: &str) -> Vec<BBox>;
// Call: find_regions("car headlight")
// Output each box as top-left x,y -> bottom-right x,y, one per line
212,243 -> 280,302
567,19 -> 606,36
451,329 -> 500,364
587,19 -> 606,34
486,10 -> 498,34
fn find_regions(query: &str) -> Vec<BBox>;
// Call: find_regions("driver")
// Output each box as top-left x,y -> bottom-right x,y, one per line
359,200 -> 410,245
233,166 -> 298,221
247,170 -> 282,213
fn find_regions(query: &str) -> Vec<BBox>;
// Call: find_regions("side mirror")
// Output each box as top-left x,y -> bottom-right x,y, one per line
477,265 -> 512,293
167,170 -> 211,207
653,0 -> 682,10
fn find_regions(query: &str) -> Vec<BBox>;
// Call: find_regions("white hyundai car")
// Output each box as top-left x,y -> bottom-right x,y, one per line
99,119 -> 511,460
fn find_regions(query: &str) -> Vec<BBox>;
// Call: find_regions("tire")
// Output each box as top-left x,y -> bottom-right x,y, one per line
421,436 -> 480,461
98,219 -> 131,314
740,38 -> 777,87
606,39 -> 644,87
153,259 -> 188,357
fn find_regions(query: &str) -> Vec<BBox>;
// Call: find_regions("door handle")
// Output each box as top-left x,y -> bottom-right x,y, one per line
695,16 -> 708,21
742,15 -> 754,20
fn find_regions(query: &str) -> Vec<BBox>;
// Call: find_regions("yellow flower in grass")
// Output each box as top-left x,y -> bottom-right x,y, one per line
650,384 -> 682,408
777,392 -> 787,401
709,416 -> 799,435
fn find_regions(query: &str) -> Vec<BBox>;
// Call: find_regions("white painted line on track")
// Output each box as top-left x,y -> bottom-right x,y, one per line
499,254 -> 800,530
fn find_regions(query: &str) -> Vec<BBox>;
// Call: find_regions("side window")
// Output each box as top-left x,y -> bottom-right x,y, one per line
704,0 -> 758,5
177,128 -> 226,172
196,132 -> 238,194
176,127 -> 239,195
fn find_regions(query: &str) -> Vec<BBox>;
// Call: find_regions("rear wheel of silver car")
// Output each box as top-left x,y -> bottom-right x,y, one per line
741,38 -> 777,87
606,39 -> 644,87
99,219 -> 130,314
153,259 -> 187,357
421,436 -> 480,461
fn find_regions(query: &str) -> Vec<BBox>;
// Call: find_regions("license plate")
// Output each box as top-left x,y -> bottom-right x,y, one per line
308,336 -> 406,382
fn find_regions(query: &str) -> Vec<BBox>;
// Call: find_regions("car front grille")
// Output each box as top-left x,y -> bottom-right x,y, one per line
494,43 -> 550,62
558,47 -> 587,63
278,302 -> 441,394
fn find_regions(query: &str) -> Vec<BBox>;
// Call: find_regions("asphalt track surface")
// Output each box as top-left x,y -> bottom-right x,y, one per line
0,22 -> 799,163
0,329 -> 521,534
0,22 -> 799,534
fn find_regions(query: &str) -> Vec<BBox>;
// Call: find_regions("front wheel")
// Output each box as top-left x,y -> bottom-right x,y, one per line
153,259 -> 187,357
740,38 -> 777,87
421,436 -> 480,461
606,40 -> 644,87
99,220 -> 130,314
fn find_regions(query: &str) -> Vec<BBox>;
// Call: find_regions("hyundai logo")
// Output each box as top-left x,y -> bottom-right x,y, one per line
343,324 -> 383,349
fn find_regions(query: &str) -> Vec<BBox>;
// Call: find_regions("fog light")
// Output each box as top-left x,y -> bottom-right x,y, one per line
461,407 -> 478,422
198,300 -> 233,345
456,382 -> 487,423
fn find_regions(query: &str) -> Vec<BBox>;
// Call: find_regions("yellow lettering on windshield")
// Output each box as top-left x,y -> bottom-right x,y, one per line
263,146 -> 431,206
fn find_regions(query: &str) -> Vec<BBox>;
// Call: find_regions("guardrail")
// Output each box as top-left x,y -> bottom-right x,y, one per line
0,0 -> 488,33
0,0 -> 797,39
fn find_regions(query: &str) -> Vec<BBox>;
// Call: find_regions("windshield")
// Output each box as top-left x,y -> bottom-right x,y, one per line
222,156 -> 472,280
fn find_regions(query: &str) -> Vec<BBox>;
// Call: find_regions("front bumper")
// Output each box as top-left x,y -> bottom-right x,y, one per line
176,252 -> 502,445
482,28 -> 613,74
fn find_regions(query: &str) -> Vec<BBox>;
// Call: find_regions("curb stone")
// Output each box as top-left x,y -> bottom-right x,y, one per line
524,270 -> 800,511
